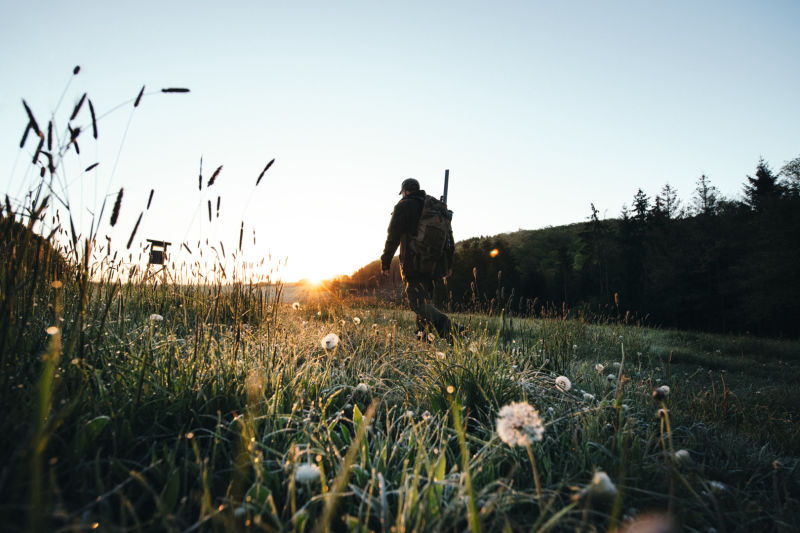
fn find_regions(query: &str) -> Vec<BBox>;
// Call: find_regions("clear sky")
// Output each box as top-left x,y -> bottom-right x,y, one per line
2,1 -> 798,282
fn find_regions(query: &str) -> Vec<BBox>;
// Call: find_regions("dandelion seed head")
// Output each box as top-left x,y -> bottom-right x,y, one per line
708,480 -> 725,494
321,333 -> 339,350
673,449 -> 691,467
582,392 -> 595,401
46,326 -> 59,335
149,313 -> 163,322
292,302 -> 301,310
653,385 -> 670,401
295,463 -> 321,484
496,401 -> 545,447
589,471 -> 617,498
352,317 -> 361,325
595,363 -> 605,373
355,382 -> 369,393
555,376 -> 572,391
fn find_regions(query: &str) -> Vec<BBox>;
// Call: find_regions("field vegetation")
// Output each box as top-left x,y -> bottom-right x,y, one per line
2,72 -> 798,532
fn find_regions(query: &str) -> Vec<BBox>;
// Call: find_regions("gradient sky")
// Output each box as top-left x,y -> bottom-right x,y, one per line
2,1 -> 799,282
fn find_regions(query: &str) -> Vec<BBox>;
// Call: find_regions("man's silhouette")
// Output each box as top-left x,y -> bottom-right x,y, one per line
381,178 -> 458,342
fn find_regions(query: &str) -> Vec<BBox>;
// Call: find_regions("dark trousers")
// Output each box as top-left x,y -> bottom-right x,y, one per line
405,278 -> 452,339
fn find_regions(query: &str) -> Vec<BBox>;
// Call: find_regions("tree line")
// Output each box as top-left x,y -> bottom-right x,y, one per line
343,156 -> 800,337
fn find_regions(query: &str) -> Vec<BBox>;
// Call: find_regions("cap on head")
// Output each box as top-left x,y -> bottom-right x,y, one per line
399,178 -> 420,195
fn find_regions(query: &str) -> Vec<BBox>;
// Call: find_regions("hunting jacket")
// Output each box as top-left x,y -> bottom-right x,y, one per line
381,190 -> 426,279
382,190 -> 455,281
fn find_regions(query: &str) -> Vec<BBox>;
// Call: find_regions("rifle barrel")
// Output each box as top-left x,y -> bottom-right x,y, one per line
442,169 -> 449,204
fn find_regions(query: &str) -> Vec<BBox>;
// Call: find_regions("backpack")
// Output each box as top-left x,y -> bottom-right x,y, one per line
407,195 -> 454,278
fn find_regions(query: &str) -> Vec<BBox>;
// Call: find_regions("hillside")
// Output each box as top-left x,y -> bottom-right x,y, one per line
345,172 -> 800,338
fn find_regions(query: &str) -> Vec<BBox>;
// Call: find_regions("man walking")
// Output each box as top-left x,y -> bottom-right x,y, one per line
381,178 -> 459,342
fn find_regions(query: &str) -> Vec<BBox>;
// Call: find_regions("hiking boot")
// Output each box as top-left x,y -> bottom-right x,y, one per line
416,330 -> 435,343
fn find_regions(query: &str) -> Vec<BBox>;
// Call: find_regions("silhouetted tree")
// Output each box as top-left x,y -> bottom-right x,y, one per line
779,156 -> 800,197
632,189 -> 650,221
654,183 -> 683,220
744,158 -> 781,211
691,174 -> 719,215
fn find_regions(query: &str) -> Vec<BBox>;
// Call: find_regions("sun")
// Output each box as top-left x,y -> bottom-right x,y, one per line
303,276 -> 324,287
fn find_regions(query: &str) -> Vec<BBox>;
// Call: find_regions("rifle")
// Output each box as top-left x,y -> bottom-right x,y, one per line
441,169 -> 449,205
440,169 -> 453,222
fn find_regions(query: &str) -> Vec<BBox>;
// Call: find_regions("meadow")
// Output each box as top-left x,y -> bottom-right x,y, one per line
0,243 -> 797,532
2,77 -> 798,532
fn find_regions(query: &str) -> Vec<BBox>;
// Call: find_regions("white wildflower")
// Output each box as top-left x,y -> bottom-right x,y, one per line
595,363 -> 605,374
673,449 -> 692,467
555,376 -> 572,392
321,333 -> 339,350
588,471 -> 617,498
294,463 -> 321,484
149,313 -> 163,322
653,385 -> 670,401
352,317 -> 361,325
708,480 -> 726,494
496,401 -> 545,447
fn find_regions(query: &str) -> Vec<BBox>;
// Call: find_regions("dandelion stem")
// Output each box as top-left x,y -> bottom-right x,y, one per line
525,443 -> 543,510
